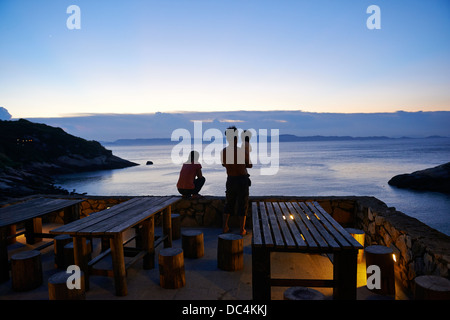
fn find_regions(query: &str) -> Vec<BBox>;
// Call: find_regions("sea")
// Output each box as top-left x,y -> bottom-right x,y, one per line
54,137 -> 450,236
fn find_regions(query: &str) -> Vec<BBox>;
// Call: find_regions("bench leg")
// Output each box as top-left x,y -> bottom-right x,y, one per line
333,250 -> 358,300
73,236 -> 90,291
111,233 -> 127,296
162,206 -> 172,248
252,246 -> 271,300
141,217 -> 155,270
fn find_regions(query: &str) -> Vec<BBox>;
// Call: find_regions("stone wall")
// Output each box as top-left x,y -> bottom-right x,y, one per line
354,197 -> 450,292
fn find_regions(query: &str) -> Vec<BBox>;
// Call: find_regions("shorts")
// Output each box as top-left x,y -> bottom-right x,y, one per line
224,175 -> 250,217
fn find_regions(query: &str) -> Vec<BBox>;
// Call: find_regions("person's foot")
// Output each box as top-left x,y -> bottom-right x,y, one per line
240,229 -> 247,236
222,226 -> 231,234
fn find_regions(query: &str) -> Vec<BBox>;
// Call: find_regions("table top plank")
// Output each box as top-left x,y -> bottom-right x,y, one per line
284,202 -> 317,249
50,196 -> 180,236
299,202 -> 340,250
272,202 -> 296,249
291,202 -> 329,249
80,197 -> 168,234
0,198 -> 83,228
310,201 -> 363,249
265,202 -> 284,247
259,202 -> 274,247
251,202 -> 263,246
106,196 -> 179,234
278,202 -> 307,249
50,197 -> 145,234
305,202 -> 353,249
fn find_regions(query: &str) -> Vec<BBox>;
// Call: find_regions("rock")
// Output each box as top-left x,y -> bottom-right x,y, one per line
388,162 -> 450,194
146,161 -> 153,165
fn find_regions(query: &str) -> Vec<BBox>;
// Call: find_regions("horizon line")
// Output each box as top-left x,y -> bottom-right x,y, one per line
14,109 -> 450,119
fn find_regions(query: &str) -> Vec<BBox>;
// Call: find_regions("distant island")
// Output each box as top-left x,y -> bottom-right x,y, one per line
101,134 -> 448,146
0,119 -> 138,200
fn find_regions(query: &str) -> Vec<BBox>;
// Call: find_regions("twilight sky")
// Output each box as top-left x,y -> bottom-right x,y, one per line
1,0 -> 450,118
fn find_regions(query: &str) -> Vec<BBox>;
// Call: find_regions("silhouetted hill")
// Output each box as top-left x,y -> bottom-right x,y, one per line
0,119 -> 138,199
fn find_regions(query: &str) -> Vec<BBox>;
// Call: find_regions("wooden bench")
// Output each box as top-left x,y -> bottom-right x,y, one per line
252,201 -> 363,300
50,196 -> 180,296
0,197 -> 83,282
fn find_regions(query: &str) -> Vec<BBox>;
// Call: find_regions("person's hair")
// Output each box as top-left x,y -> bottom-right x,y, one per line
241,129 -> 252,143
189,150 -> 200,163
225,126 -> 238,144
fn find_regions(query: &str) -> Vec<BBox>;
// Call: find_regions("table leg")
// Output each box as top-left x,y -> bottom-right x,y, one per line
73,236 -> 90,291
141,216 -> 155,269
333,250 -> 358,300
0,227 -> 9,282
24,217 -> 42,244
252,246 -> 271,300
162,206 -> 172,248
110,233 -> 127,296
63,203 -> 80,224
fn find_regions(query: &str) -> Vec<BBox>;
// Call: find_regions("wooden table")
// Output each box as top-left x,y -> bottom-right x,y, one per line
50,196 -> 180,296
0,197 -> 83,282
251,201 -> 363,300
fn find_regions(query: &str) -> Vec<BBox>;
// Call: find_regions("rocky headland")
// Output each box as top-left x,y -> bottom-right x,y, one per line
0,119 -> 138,200
388,162 -> 450,194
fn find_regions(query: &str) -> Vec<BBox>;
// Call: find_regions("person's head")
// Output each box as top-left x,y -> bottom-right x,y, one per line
241,129 -> 252,143
188,150 -> 200,163
225,126 -> 238,145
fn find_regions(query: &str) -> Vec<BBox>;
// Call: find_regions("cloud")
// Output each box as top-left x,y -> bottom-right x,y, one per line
0,107 -> 12,120
23,110 -> 450,142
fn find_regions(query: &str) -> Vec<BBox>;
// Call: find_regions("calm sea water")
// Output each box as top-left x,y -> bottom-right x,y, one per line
54,138 -> 450,235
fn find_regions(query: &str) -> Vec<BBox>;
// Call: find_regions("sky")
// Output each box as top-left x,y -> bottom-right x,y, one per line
1,0 -> 450,119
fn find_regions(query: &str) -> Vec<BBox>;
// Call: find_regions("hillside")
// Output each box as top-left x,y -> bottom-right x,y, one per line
0,119 -> 138,199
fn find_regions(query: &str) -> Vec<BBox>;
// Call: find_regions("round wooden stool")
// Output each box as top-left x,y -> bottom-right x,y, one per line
172,214 -> 181,240
284,286 -> 325,300
11,250 -> 43,291
158,248 -> 186,289
217,233 -> 243,271
365,245 -> 395,296
345,228 -> 365,263
63,239 -> 92,266
54,234 -> 72,269
48,270 -> 86,300
414,275 -> 450,300
182,230 -> 204,258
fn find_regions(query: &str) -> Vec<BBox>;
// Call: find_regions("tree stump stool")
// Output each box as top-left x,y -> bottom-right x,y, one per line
11,250 -> 43,291
345,228 -> 365,263
64,239 -> 92,267
54,234 -> 72,269
172,214 -> 181,240
158,248 -> 185,289
284,286 -> 326,300
365,245 -> 395,296
414,275 -> 450,300
48,270 -> 86,300
182,230 -> 204,258
217,233 -> 243,271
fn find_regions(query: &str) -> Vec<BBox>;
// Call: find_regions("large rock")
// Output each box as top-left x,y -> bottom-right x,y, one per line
388,162 -> 450,194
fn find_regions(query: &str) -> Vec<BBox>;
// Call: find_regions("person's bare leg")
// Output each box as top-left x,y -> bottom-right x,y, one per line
239,216 -> 247,236
223,214 -> 230,233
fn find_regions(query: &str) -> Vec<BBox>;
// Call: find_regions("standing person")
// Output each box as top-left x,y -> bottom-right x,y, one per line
221,126 -> 252,236
177,150 -> 205,198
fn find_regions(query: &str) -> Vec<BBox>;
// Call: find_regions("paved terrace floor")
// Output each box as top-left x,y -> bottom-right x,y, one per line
0,224 -> 410,300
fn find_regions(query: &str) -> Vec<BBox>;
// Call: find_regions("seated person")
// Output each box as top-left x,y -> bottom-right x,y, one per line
176,150 -> 205,198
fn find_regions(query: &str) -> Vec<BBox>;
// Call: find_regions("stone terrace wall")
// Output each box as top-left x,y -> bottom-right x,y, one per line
354,197 -> 450,292
47,194 -> 449,293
